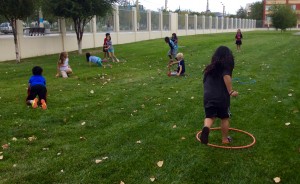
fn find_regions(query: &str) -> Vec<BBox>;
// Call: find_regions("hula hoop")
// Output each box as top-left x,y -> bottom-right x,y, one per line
196,127 -> 256,149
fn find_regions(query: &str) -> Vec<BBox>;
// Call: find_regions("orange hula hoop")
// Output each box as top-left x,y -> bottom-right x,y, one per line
196,127 -> 256,149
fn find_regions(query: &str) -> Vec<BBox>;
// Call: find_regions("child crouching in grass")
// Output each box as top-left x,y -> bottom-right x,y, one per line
200,46 -> 238,145
26,66 -> 47,110
168,53 -> 185,76
86,52 -> 112,68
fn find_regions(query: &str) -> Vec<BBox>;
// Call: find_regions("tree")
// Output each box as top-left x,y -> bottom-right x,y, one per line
236,7 -> 247,19
0,0 -> 35,63
47,0 -> 118,54
270,5 -> 297,31
249,1 -> 263,20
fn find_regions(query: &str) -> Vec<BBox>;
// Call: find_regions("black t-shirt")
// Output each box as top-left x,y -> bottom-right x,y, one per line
203,68 -> 232,109
177,59 -> 185,74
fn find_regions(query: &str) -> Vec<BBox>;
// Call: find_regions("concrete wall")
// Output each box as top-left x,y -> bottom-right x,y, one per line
0,8 -> 256,62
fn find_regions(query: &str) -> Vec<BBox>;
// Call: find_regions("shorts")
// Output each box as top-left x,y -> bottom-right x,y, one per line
108,48 -> 114,53
236,40 -> 242,45
205,106 -> 230,119
168,48 -> 177,58
26,85 -> 47,102
60,68 -> 72,78
97,59 -> 102,67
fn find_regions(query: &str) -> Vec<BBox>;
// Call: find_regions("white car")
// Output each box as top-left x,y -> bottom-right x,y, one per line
0,22 -> 13,34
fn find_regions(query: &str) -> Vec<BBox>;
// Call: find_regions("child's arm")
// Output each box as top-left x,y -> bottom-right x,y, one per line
168,60 -> 179,67
223,75 -> 238,96
177,66 -> 182,76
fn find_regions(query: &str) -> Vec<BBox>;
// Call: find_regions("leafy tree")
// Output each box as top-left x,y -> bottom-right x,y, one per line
236,7 -> 247,19
0,15 -> 6,23
47,0 -> 118,54
270,5 -> 297,31
0,0 -> 35,63
249,1 -> 263,20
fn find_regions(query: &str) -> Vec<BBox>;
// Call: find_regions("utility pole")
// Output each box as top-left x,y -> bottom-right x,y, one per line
165,0 -> 168,10
206,0 -> 209,12
221,2 -> 225,16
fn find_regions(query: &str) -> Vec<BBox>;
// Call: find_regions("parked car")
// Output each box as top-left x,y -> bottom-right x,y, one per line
0,22 -> 13,34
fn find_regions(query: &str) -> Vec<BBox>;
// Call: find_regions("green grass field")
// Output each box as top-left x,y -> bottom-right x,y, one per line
0,31 -> 299,184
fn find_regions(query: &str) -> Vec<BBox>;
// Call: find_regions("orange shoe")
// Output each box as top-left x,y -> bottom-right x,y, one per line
41,99 -> 47,110
32,98 -> 38,109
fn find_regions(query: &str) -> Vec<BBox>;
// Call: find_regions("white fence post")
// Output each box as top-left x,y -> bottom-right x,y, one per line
215,17 -> 218,32
194,14 -> 197,34
92,16 -> 97,48
202,15 -> 205,31
114,6 -> 120,32
221,17 -> 224,32
132,7 -> 137,32
185,14 -> 188,35
209,16 -> 212,32
59,18 -> 66,51
226,17 -> 229,30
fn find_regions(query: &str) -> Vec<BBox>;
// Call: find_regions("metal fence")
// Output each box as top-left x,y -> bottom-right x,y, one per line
96,14 -> 114,32
188,15 -> 194,30
178,14 -> 185,30
162,13 -> 170,30
151,11 -> 160,31
137,10 -> 147,31
119,9 -> 133,31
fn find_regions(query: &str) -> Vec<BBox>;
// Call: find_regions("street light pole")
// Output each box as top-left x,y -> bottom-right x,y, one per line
221,2 -> 225,17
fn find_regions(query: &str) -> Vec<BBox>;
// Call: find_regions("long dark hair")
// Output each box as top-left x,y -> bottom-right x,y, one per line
204,46 -> 234,78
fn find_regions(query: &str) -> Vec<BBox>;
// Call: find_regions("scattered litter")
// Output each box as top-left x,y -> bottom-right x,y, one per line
273,177 -> 280,183
157,161 -> 164,167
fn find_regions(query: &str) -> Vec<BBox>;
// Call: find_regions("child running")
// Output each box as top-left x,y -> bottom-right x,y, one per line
86,52 -> 112,68
164,36 -> 178,62
200,46 -> 238,145
26,66 -> 47,110
106,35 -> 119,62
168,52 -> 185,76
235,29 -> 243,52
56,52 -> 73,78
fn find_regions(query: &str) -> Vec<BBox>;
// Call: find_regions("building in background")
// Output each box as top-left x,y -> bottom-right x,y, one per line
263,0 -> 300,27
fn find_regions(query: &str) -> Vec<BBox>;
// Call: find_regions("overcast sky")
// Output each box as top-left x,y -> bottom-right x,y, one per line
138,0 -> 261,14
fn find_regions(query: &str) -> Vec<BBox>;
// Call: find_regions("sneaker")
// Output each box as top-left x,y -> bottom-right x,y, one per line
200,127 -> 210,144
32,98 -> 38,109
41,99 -> 47,110
222,136 -> 232,144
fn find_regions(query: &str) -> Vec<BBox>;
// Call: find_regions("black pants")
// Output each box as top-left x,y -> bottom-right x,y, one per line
26,85 -> 47,102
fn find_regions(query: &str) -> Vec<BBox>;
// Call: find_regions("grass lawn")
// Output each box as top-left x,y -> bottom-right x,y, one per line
0,31 -> 299,184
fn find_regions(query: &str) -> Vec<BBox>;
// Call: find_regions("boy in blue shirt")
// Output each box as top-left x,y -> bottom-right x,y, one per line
164,37 -> 178,62
26,66 -> 47,110
86,52 -> 112,68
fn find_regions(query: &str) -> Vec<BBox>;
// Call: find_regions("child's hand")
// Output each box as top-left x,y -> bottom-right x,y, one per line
231,91 -> 238,97
55,73 -> 59,77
